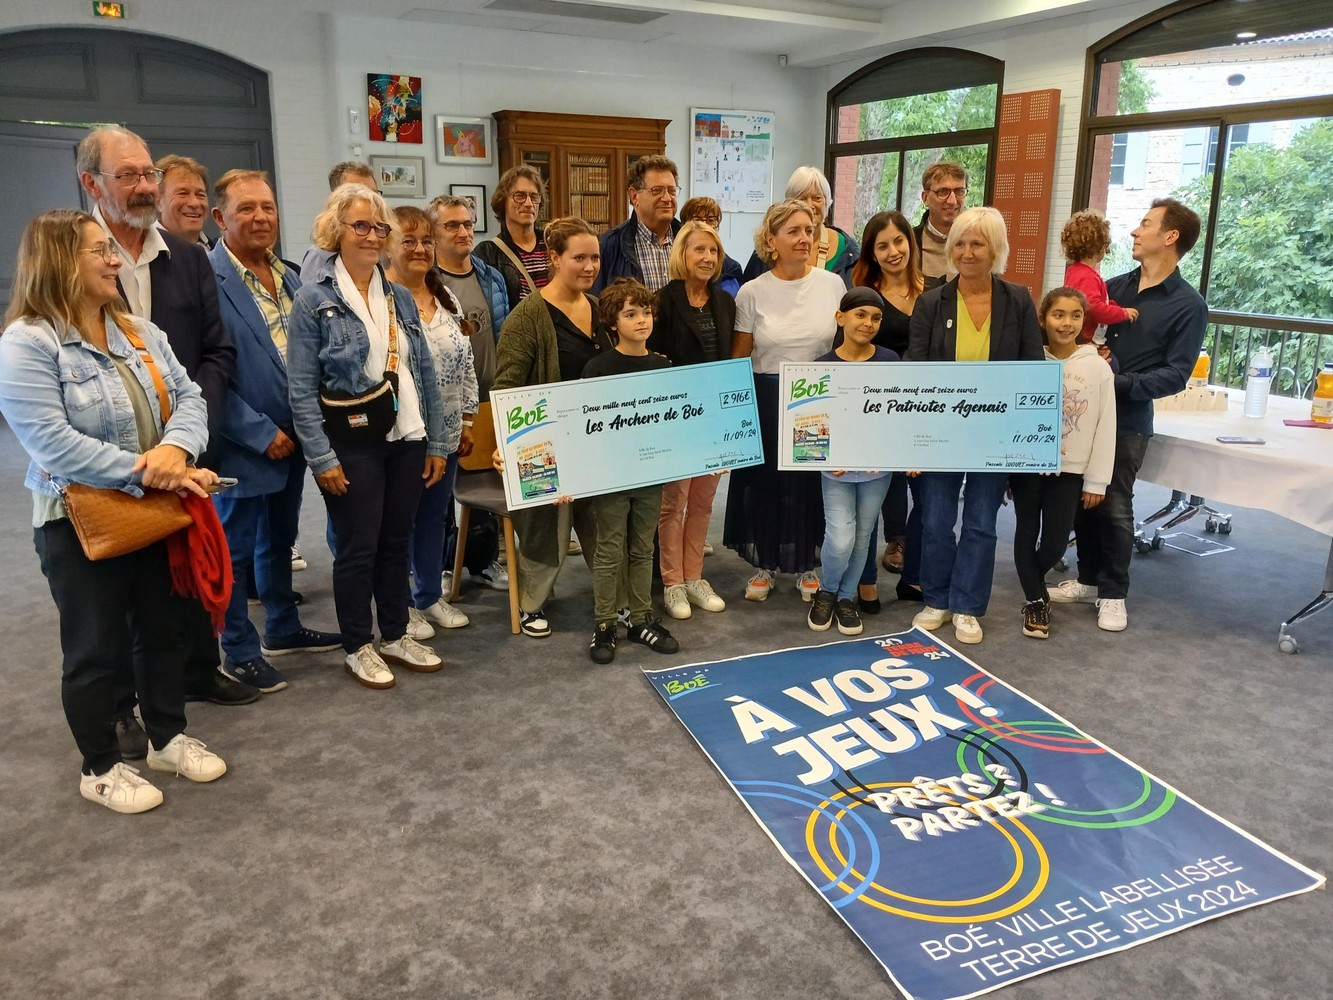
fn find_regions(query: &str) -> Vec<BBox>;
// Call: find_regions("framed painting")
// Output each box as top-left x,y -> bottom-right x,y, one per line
368,74 -> 423,143
436,115 -> 493,165
370,155 -> 426,198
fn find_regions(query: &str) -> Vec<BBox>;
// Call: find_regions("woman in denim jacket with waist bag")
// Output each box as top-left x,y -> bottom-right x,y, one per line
287,184 -> 448,690
0,210 -> 224,815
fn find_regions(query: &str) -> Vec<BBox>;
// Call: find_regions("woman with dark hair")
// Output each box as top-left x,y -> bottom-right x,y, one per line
648,220 -> 735,620
492,217 -> 611,638
844,211 -> 939,609
288,184 -> 450,689
905,207 -> 1043,646
385,205 -> 478,640
0,209 -> 224,813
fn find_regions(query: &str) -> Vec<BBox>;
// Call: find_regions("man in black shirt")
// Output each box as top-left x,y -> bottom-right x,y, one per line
1051,198 -> 1208,633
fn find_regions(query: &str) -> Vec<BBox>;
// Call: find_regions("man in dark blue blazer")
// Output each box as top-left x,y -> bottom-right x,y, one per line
208,170 -> 340,693
78,126 -> 256,757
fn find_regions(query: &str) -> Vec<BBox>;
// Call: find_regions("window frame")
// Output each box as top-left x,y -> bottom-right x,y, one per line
1073,0 -> 1333,331
825,47 -> 1004,227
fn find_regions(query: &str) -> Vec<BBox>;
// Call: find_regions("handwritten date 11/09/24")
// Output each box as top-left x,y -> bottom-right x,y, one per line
1012,432 -> 1058,445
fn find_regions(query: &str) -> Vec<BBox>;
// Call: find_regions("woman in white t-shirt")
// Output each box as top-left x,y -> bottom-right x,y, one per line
724,200 -> 846,603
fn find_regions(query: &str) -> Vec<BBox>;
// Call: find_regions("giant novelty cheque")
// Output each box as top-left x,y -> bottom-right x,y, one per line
778,361 -> 1065,473
492,358 -> 764,510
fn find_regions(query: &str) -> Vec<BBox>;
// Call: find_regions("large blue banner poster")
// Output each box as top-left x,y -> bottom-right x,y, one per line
644,631 -> 1323,1000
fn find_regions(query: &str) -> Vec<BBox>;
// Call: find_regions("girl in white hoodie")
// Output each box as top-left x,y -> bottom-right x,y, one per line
1011,288 -> 1116,639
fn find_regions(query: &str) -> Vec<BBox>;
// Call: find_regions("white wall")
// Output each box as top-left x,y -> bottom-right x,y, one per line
0,1 -> 822,262
328,15 -> 821,258
815,0 -> 1164,292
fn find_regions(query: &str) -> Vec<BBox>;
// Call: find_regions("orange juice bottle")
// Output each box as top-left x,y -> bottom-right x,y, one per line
1189,349 -> 1210,388
1313,362 -> 1333,425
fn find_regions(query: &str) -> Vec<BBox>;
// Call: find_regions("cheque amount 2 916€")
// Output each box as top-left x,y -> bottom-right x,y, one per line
777,360 -> 1064,473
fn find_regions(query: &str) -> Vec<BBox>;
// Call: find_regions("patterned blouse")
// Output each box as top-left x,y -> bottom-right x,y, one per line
422,285 -> 479,454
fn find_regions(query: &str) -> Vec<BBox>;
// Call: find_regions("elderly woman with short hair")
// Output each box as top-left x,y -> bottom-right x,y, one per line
742,166 -> 859,287
287,183 -> 449,689
904,206 -> 1043,647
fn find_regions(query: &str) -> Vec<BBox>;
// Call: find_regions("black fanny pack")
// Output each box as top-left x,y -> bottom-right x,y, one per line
318,370 -> 399,442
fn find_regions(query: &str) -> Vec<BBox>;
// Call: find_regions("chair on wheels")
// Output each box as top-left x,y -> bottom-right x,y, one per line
448,401 -> 521,634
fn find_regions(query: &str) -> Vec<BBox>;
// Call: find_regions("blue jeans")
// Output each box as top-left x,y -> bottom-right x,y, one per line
411,449 -> 460,609
821,475 -> 893,601
916,471 -> 1008,617
215,453 -> 306,664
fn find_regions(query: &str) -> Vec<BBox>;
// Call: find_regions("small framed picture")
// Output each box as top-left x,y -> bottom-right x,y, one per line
436,115 -> 493,166
369,155 -> 426,198
450,184 -> 489,235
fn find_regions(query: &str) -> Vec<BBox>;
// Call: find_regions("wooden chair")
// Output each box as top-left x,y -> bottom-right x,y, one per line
449,401 -> 521,634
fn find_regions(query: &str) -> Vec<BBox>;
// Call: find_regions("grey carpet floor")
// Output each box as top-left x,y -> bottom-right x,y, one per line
0,422 -> 1328,1000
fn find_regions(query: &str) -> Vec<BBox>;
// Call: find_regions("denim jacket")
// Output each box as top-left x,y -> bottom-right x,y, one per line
286,250 -> 447,474
0,314 -> 208,498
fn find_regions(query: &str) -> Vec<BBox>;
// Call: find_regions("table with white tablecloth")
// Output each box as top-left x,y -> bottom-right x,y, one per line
1137,393 -> 1333,653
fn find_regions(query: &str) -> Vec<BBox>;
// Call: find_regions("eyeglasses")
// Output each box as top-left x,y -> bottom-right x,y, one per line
99,168 -> 164,187
398,237 -> 435,252
439,220 -> 475,233
342,220 -> 391,238
79,242 -> 119,263
691,216 -> 721,227
929,186 -> 968,202
643,185 -> 678,199
509,192 -> 542,205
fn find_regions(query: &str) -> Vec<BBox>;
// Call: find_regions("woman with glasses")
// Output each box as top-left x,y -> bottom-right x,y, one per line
0,210 -> 223,813
287,184 -> 450,689
476,165 -> 550,309
385,205 -> 478,641
492,217 -> 611,639
679,197 -> 743,297
741,167 -> 860,288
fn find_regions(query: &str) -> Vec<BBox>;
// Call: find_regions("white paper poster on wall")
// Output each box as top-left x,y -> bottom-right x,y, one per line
690,108 -> 775,212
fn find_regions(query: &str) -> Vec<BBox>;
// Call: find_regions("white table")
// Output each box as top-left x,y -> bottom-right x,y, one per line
1136,393 -> 1333,654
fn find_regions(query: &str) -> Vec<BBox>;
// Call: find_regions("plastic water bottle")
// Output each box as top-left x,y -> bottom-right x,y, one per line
1243,347 -> 1273,418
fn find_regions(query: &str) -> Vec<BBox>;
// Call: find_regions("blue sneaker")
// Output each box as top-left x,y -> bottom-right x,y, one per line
261,626 -> 342,657
221,657 -> 288,693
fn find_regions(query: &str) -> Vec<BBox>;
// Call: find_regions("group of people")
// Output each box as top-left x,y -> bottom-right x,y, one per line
0,125 -> 1207,816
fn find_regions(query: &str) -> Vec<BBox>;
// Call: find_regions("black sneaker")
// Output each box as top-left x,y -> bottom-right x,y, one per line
115,713 -> 148,761
808,590 -> 835,632
261,626 -> 342,657
627,617 -> 679,654
835,599 -> 863,635
520,609 -> 551,638
589,621 -> 617,664
1022,600 -> 1050,639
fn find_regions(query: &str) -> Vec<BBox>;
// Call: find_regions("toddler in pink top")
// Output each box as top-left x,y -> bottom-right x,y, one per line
1060,210 -> 1139,344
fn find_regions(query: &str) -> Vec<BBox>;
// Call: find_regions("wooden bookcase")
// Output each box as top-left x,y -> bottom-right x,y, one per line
493,110 -> 670,234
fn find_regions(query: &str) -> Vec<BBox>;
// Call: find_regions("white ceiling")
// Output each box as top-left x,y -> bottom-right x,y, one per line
255,0 -> 1141,66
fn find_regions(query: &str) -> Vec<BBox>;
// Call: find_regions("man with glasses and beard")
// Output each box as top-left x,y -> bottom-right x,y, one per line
914,162 -> 969,279
428,194 -> 511,592
475,165 -> 550,310
75,126 -> 251,754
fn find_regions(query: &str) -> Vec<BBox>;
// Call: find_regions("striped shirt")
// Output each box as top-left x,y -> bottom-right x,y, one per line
223,241 -> 292,360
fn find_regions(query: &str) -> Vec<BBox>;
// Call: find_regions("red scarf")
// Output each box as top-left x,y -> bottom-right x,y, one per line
166,492 -> 233,633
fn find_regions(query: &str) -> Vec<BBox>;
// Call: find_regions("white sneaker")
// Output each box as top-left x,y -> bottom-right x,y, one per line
684,579 -> 726,613
1050,580 -> 1098,604
664,584 -> 692,620
568,536 -> 582,556
345,643 -> 395,689
290,545 -> 307,572
913,606 -> 953,631
796,571 -> 820,603
380,635 -> 444,672
954,614 -> 983,644
745,569 -> 774,602
146,733 -> 227,783
1097,598 -> 1128,632
702,540 -> 714,557
406,607 -> 437,640
80,762 -> 163,814
421,598 -> 469,629
472,560 -> 510,591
